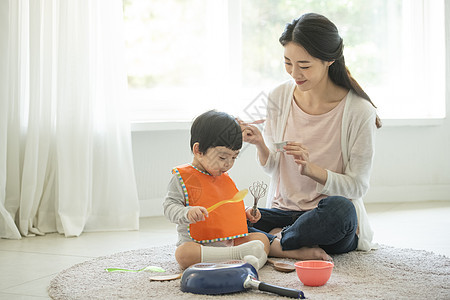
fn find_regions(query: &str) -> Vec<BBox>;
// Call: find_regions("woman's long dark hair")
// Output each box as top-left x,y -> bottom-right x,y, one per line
279,13 -> 381,128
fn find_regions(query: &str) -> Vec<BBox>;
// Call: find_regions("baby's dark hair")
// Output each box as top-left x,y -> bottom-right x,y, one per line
190,110 -> 242,154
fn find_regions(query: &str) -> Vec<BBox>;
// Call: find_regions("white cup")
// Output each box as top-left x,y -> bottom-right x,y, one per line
274,141 -> 288,152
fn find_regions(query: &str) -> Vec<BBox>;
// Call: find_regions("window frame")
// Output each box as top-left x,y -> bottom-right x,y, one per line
125,0 -> 447,128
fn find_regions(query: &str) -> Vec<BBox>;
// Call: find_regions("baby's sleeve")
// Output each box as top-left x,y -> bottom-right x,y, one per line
163,174 -> 191,224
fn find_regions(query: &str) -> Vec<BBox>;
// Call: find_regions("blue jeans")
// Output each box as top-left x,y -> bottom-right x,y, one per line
248,196 -> 358,254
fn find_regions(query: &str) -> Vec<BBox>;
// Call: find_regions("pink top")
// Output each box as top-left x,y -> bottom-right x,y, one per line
272,96 -> 346,211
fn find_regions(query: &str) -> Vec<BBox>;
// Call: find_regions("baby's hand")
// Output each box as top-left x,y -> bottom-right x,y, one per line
187,206 -> 208,223
246,207 -> 261,223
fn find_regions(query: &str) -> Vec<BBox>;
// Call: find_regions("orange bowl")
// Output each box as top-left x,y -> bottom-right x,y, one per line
294,260 -> 334,287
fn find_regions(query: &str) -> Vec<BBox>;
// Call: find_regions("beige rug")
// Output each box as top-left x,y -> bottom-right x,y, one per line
48,244 -> 450,299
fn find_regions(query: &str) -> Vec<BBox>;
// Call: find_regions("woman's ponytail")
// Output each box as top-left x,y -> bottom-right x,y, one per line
329,58 -> 382,128
345,67 -> 382,128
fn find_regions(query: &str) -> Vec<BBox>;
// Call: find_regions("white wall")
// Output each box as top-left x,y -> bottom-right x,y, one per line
131,3 -> 450,217
131,116 -> 450,217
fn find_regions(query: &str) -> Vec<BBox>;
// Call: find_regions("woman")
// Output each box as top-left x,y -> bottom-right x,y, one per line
240,13 -> 381,261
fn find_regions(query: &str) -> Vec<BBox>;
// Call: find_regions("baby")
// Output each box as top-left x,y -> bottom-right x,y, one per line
163,110 -> 270,270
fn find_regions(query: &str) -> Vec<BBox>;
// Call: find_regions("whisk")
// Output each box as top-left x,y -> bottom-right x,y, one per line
249,181 -> 267,216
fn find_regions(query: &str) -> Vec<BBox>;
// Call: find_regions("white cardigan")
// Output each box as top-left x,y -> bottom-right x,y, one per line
259,80 -> 376,251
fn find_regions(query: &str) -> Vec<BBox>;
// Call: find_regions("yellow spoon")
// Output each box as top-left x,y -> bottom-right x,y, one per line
206,189 -> 248,213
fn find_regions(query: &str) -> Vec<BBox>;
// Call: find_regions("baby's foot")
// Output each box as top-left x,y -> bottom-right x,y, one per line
233,240 -> 267,269
232,240 -> 265,259
243,255 -> 260,270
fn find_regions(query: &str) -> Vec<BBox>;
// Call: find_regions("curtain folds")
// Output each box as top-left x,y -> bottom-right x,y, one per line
0,0 -> 140,239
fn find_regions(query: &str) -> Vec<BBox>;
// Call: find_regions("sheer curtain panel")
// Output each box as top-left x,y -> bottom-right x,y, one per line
0,0 -> 140,239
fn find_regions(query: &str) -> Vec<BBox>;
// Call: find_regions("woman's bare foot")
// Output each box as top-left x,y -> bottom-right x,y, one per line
269,238 -> 332,261
269,228 -> 283,239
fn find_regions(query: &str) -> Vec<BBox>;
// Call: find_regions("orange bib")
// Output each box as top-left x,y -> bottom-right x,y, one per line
173,164 -> 248,244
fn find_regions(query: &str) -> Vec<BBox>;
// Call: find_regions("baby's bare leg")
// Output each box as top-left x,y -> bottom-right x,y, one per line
175,242 -> 202,269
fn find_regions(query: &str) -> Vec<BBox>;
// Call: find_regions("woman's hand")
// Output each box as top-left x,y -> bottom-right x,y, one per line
236,119 -> 265,146
236,118 -> 270,165
187,206 -> 208,223
285,142 -> 311,175
245,207 -> 261,223
285,142 -> 327,185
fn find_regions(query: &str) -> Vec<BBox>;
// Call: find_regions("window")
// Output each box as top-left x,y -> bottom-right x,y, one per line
123,0 -> 446,122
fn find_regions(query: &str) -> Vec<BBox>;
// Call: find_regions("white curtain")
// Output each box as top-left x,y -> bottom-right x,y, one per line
0,0 -> 140,239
